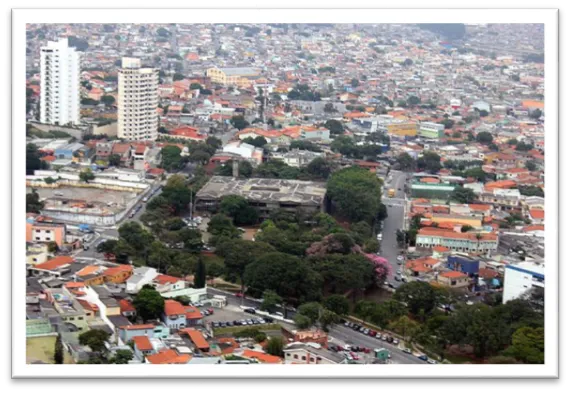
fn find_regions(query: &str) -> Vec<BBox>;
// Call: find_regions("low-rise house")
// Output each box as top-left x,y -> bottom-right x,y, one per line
118,299 -> 136,318
26,216 -> 67,247
126,266 -> 159,294
283,343 -> 345,364
118,323 -> 156,343
132,335 -> 156,359
415,227 -> 498,253
437,271 -> 470,288
528,208 -> 545,224
162,300 -> 187,330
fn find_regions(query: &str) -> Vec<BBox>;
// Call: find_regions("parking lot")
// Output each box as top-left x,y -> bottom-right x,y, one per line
200,304 -> 277,330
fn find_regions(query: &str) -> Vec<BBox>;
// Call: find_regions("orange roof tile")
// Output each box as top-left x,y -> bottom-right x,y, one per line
103,264 -> 133,277
241,349 -> 282,364
418,227 -> 497,241
529,209 -> 545,219
34,256 -> 74,271
433,246 -> 450,252
64,282 -> 86,289
164,300 -> 186,316
522,224 -> 545,232
440,271 -> 468,279
132,335 -> 153,351
76,265 -> 100,277
119,299 -> 136,313
120,324 -> 155,331
154,274 -> 182,285
185,306 -> 203,320
146,349 -> 191,364
179,328 -> 209,350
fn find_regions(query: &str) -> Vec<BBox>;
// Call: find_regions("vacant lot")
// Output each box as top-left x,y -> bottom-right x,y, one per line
26,336 -> 74,364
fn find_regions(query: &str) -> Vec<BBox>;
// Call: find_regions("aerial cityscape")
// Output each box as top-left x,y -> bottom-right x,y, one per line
25,23 -> 545,366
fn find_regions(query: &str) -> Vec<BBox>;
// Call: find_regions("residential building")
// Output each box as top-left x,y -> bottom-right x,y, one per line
283,343 -> 345,364
415,227 -> 498,253
126,266 -> 159,294
503,261 -> 545,304
418,122 -> 445,139
206,67 -> 261,87
195,176 -> 327,218
447,255 -> 480,276
436,271 -> 471,288
40,38 -> 81,126
26,217 -> 66,247
162,300 -> 187,330
118,57 -> 159,141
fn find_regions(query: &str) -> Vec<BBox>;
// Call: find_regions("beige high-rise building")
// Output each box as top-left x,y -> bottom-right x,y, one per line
118,57 -> 159,141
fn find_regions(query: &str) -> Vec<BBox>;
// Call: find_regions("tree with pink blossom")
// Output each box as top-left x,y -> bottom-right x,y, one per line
364,254 -> 392,285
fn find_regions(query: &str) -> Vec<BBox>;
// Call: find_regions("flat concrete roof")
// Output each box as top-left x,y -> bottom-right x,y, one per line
196,176 -> 326,206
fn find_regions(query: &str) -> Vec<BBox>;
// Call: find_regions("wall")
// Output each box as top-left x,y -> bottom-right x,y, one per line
29,121 -> 86,139
160,287 -> 208,303
92,122 -> 118,136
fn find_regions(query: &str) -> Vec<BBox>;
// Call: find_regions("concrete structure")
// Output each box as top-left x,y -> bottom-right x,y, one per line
447,254 -> 480,276
126,267 -> 159,294
206,67 -> 260,87
436,271 -> 471,288
26,217 -> 66,247
40,38 -> 81,126
283,343 -> 345,364
195,176 -> 327,218
503,262 -> 545,304
418,122 -> 445,139
118,57 -> 159,140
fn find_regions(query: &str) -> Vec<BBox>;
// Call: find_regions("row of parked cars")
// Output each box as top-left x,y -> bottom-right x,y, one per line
344,321 -> 400,345
211,318 -> 271,328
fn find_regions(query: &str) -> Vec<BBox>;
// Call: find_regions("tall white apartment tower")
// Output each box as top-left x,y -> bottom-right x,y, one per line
40,38 -> 81,125
118,57 -> 159,141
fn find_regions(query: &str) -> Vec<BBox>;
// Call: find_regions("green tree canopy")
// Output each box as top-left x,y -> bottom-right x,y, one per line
78,329 -> 110,353
133,285 -> 165,321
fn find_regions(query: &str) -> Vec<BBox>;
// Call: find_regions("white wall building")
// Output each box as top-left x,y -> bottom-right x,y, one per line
118,57 -> 159,141
40,38 -> 81,126
126,267 -> 159,294
502,262 -> 545,304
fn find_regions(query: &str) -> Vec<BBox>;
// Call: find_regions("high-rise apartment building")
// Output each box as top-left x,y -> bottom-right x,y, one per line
40,38 -> 81,126
118,57 -> 159,141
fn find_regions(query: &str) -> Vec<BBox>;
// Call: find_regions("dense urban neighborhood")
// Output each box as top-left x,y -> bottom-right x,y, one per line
25,23 -> 545,366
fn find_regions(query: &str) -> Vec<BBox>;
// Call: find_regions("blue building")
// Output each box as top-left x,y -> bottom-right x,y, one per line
447,255 -> 480,276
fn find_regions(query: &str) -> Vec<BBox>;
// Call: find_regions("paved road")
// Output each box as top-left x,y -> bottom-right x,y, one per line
329,325 -> 427,365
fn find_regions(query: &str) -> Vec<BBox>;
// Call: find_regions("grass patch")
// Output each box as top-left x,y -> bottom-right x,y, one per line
213,323 -> 281,336
26,336 -> 74,364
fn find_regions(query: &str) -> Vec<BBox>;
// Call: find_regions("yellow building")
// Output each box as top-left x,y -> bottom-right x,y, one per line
386,122 -> 418,137
206,67 -> 260,87
431,214 -> 482,228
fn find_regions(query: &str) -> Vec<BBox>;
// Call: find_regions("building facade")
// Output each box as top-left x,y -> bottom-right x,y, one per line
40,38 -> 81,126
118,57 -> 159,141
418,122 -> 445,139
502,262 -> 545,304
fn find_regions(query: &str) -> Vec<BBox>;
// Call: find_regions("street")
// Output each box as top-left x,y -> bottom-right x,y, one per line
379,170 -> 409,288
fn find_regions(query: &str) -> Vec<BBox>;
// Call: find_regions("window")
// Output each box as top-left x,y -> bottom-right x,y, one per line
286,353 -> 291,357
78,317 -> 83,320
302,356 -> 306,361
293,354 -> 298,359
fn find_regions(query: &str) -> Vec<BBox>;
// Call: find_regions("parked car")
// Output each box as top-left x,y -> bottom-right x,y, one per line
418,354 -> 428,361
351,352 -> 360,360
363,328 -> 370,335
376,333 -> 382,339
241,320 -> 248,326
394,276 -> 401,282
344,322 -> 351,327
368,330 -> 377,337
207,308 -> 214,314
359,327 -> 365,333
194,302 -> 204,307
244,308 -> 256,314
392,339 -> 399,345
212,322 -> 220,328
363,347 -> 371,354
401,277 -> 408,283
402,348 -> 412,354
274,312 -> 284,317
246,319 -> 254,325
235,292 -> 244,298
381,335 -> 388,341
386,336 -> 394,343
427,359 -> 438,364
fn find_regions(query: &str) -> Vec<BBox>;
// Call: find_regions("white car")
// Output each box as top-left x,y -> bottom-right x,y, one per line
396,270 -> 401,275
427,359 -> 438,364
397,255 -> 405,261
392,339 -> 399,345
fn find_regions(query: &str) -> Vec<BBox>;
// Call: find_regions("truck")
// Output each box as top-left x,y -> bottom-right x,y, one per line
388,188 -> 396,198
78,224 -> 94,233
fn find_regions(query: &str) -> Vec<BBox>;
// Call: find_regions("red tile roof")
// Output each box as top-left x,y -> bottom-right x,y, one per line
119,299 -> 136,313
154,274 -> 182,285
132,335 -> 153,351
146,349 -> 191,364
179,328 -> 209,350
418,227 -> 497,241
34,256 -> 74,271
241,349 -> 282,364
164,300 -> 186,316
529,209 -> 544,219
185,306 -> 203,320
119,324 -> 155,331
440,271 -> 468,279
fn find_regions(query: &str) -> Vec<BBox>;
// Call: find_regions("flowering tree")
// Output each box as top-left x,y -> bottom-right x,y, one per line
364,254 -> 392,284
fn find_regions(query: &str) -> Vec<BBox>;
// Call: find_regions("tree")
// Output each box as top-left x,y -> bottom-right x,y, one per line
110,349 -> 134,364
242,136 -> 267,148
261,290 -> 282,314
396,153 -> 416,171
451,186 -> 476,204
206,136 -> 222,150
161,174 -> 191,214
173,73 -> 185,81
294,314 -> 312,329
26,143 -> 48,175
461,225 -> 474,233
394,281 -> 438,319
101,95 -> 116,106
516,141 -> 533,152
323,295 -> 349,316
230,115 -> 249,130
78,329 -> 110,353
133,285 -> 165,321
502,327 -> 544,364
108,154 -> 121,167
350,78 -> 360,88
206,259 -> 225,285
407,95 -> 420,107
220,239 -> 276,294
476,131 -> 493,145
244,252 -> 322,307
207,214 -> 241,244
160,145 -> 183,171
417,151 -> 442,173
26,190 -> 44,213
297,302 -> 322,325
529,109 -> 542,120
324,119 -> 344,135
389,315 -> 421,344
265,336 -> 284,357
525,161 -> 537,171
194,258 -> 206,288
79,168 -> 95,183
54,334 -> 64,364
327,166 -> 382,223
